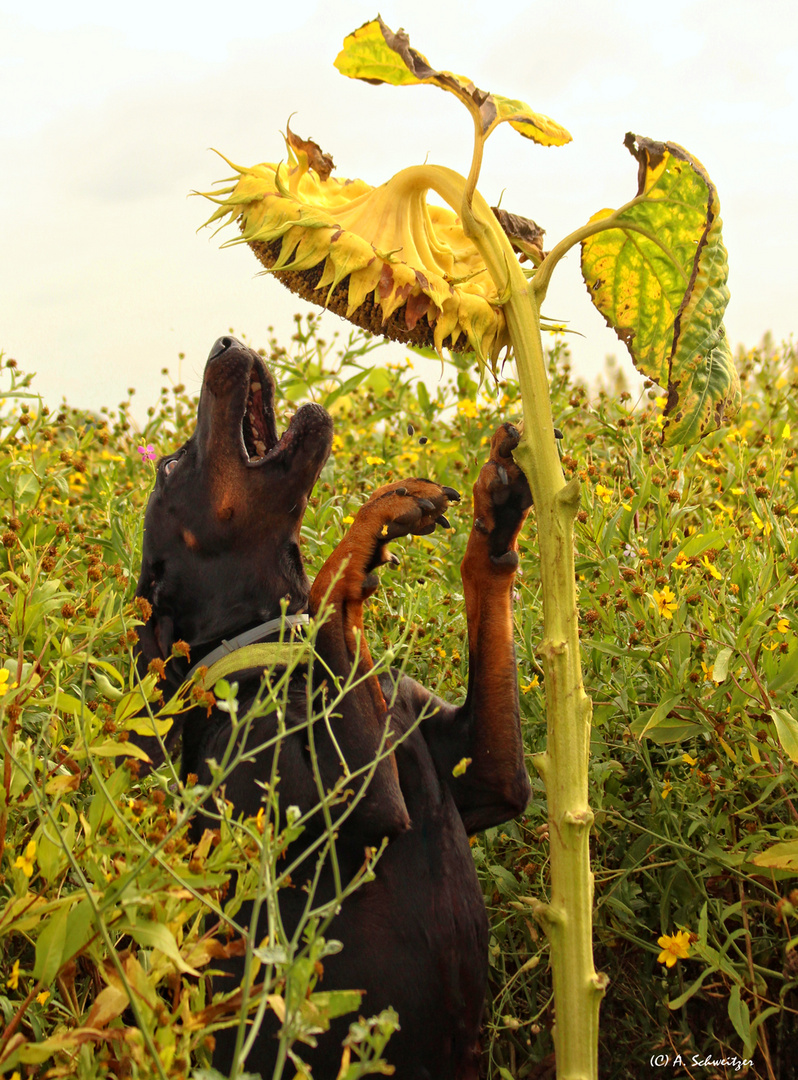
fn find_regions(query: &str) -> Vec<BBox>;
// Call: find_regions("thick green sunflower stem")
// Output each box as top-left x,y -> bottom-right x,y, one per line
417,164 -> 607,1078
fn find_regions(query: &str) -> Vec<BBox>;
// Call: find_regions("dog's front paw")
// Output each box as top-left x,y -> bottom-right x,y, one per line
358,479 -> 460,570
472,424 -> 532,565
312,481 -> 460,610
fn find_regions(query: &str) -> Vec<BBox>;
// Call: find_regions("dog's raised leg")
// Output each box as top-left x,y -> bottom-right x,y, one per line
308,480 -> 458,838
451,422 -> 533,831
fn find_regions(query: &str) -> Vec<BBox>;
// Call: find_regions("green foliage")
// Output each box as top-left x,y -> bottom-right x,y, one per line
1,319 -> 797,1078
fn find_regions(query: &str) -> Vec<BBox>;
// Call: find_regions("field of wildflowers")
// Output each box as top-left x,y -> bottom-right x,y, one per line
1,317 -> 797,1078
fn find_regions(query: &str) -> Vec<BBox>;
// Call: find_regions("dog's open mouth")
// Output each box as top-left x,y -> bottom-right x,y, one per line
240,355 -> 331,469
242,360 -> 278,462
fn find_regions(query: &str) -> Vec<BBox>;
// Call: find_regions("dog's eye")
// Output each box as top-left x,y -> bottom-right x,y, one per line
163,457 -> 179,476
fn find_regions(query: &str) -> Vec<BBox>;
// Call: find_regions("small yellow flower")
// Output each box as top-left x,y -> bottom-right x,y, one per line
342,515 -> 355,525
661,782 -> 672,799
14,839 -> 37,878
7,959 -> 20,989
595,484 -> 612,504
701,661 -> 714,680
752,511 -> 772,537
657,930 -> 691,968
0,669 -> 18,695
457,398 -> 478,419
255,807 -> 265,834
37,990 -> 50,1005
682,753 -> 697,766
701,555 -> 722,581
332,434 -> 344,451
776,618 -> 790,634
521,675 -> 540,693
673,553 -> 690,571
365,455 -> 385,466
652,586 -> 678,620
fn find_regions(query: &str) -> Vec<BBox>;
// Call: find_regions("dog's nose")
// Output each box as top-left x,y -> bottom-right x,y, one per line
208,336 -> 242,360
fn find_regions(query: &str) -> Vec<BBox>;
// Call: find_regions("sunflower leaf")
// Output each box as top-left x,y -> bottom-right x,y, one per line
581,133 -> 740,446
334,17 -> 571,146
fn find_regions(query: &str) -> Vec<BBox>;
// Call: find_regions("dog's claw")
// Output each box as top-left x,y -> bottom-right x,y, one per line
442,487 -> 461,502
388,551 -> 400,565
474,517 -> 489,534
418,498 -> 436,512
395,486 -> 408,496
436,515 -> 451,529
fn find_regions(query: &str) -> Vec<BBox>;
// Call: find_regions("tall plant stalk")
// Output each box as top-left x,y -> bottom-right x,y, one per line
423,164 -> 606,1076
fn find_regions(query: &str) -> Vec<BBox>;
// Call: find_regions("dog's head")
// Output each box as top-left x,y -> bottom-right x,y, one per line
135,336 -> 333,660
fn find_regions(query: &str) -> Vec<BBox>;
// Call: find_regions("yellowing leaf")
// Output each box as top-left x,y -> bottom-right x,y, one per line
752,839 -> 798,871
125,921 -> 200,976
711,646 -> 732,683
84,985 -> 129,1029
581,134 -> 740,446
770,708 -> 798,763
334,17 -> 571,146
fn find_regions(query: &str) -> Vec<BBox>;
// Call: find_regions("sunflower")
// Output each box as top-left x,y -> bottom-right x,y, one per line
202,125 -> 549,365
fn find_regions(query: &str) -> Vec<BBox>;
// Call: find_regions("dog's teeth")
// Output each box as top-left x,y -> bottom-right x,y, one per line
254,439 -> 266,456
251,382 -> 261,391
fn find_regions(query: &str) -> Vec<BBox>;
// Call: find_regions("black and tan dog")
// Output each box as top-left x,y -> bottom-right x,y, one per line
133,335 -> 532,1079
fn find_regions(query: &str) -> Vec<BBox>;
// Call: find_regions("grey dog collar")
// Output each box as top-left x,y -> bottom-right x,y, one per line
186,613 -> 310,683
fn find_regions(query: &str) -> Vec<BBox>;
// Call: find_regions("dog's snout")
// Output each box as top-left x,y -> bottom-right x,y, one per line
208,336 -> 242,360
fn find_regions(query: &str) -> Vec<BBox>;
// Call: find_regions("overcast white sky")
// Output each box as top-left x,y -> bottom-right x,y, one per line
2,0 -> 796,419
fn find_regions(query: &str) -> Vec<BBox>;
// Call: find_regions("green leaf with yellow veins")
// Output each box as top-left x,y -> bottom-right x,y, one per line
581,133 -> 740,446
334,16 -> 571,146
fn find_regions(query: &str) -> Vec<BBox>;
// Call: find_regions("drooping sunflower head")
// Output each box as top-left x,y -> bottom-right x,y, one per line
202,126 -> 545,366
